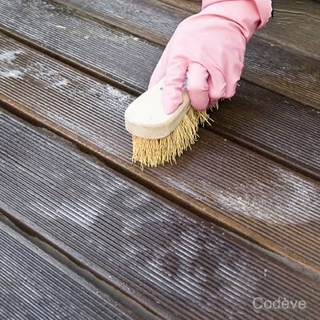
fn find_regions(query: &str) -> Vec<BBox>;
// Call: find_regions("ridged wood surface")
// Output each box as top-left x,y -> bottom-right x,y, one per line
0,221 -> 151,320
1,0 -> 319,318
1,111 -> 320,320
1,35 -> 320,274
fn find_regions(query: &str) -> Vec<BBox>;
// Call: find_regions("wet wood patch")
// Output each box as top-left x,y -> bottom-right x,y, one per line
1,111 -> 320,320
1,35 -> 320,274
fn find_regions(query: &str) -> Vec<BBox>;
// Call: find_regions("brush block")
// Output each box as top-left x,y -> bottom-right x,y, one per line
125,79 -> 190,139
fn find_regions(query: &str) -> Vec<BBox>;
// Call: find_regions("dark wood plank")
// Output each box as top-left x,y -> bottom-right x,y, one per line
209,81 -> 320,180
159,0 -> 320,59
0,221 -> 150,320
161,0 -> 320,20
1,110 -> 320,320
0,2 -> 319,179
0,0 -> 163,93
275,0 -> 320,20
43,0 -> 320,109
51,0 -> 191,44
158,0 -> 200,12
0,20 -> 319,180
1,35 -> 320,275
242,36 -> 320,110
255,10 -> 320,60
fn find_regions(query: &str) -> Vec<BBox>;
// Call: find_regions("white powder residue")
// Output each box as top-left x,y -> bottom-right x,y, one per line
162,176 -> 206,202
52,79 -> 69,87
215,166 -> 318,225
216,191 -> 272,221
271,167 -> 318,223
87,83 -> 131,107
0,48 -> 131,111
32,0 -> 56,10
22,61 -> 130,108
13,61 -> 71,90
0,50 -> 24,64
54,203 -> 98,230
0,70 -> 23,79
25,61 -> 60,81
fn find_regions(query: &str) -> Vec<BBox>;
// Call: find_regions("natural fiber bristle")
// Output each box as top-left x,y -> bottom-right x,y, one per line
131,107 -> 212,167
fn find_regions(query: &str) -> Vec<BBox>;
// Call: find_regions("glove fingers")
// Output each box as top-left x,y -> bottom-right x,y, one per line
223,60 -> 243,98
162,57 -> 188,114
186,62 -> 210,111
207,68 -> 227,102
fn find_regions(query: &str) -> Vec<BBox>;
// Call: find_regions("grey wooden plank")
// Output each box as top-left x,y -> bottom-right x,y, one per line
158,0 -> 200,12
1,35 -> 320,276
159,0 -> 320,59
1,110 -> 320,320
1,33 -> 320,180
209,80 -> 320,179
0,0 -> 162,92
44,0 -> 320,109
52,0 -> 190,44
0,2 -> 320,178
273,0 -> 320,20
0,221 -> 151,320
0,3 -> 319,180
255,10 -> 320,60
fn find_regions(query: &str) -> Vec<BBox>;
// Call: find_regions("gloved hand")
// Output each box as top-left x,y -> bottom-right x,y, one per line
149,0 -> 272,114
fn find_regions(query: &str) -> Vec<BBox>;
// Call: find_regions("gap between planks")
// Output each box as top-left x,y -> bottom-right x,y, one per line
1,3 -> 320,278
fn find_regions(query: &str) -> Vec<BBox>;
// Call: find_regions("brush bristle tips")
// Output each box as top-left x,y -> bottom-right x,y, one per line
131,108 -> 211,168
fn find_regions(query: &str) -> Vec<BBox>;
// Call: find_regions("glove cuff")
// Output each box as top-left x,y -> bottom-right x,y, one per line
253,0 -> 273,28
202,0 -> 272,29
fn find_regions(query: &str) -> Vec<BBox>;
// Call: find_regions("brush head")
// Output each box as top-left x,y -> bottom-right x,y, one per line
124,78 -> 212,167
125,79 -> 190,140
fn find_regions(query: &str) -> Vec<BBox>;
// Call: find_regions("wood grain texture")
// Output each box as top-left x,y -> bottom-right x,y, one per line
9,0 -> 318,111
1,0 -> 319,318
0,221 -> 149,320
209,81 -> 320,181
0,0 -> 163,93
161,0 -> 320,19
255,10 -> 320,60
1,36 -> 320,276
51,0 -> 190,44
159,0 -> 320,59
158,0 -> 200,12
1,111 -> 320,320
0,10 -> 319,179
275,0 -> 320,19
243,37 -> 320,110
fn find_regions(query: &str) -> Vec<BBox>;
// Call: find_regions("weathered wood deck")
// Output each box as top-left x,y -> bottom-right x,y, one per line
0,0 -> 320,319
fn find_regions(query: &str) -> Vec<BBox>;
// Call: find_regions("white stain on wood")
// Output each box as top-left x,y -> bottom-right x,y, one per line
0,70 -> 23,79
0,49 -> 23,63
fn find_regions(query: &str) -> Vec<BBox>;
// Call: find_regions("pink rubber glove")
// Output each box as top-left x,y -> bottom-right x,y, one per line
149,0 -> 272,114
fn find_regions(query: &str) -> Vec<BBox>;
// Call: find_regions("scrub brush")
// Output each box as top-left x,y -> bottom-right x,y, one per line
125,79 -> 212,167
